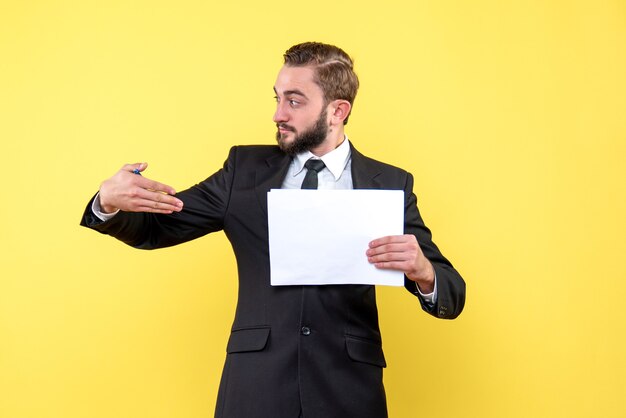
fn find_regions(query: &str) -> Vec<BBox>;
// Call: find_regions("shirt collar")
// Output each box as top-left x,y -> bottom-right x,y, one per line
292,137 -> 352,181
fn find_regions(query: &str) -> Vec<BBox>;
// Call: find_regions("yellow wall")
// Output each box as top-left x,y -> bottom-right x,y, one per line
1,1 -> 625,417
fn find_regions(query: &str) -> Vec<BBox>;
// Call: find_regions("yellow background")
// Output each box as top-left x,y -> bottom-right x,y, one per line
1,1 -> 625,417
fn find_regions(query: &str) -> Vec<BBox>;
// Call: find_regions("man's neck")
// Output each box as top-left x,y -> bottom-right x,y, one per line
309,129 -> 346,157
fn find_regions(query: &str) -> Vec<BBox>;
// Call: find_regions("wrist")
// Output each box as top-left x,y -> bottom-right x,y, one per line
98,195 -> 118,214
408,262 -> 435,293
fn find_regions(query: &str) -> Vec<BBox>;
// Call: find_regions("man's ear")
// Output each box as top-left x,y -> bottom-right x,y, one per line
329,100 -> 352,126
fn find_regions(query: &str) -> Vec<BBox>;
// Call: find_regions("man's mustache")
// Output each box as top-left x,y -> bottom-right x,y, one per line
277,124 -> 296,132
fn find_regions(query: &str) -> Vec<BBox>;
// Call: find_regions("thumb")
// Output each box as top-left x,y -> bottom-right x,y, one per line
129,162 -> 148,174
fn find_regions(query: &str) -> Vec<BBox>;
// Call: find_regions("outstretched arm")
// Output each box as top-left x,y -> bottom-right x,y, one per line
81,148 -> 237,250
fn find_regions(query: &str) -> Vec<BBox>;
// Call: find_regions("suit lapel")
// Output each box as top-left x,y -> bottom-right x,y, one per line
255,151 -> 291,215
253,143 -> 382,215
350,144 -> 383,189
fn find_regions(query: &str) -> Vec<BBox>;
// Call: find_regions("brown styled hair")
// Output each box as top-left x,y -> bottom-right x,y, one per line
283,42 -> 359,124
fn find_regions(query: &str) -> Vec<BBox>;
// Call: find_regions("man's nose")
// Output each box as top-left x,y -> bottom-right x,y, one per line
273,103 -> 288,123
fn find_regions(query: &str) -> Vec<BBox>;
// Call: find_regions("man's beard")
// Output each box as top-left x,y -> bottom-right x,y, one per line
276,109 -> 328,156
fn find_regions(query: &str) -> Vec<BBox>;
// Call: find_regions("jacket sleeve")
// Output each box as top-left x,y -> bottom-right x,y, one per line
79,146 -> 238,250
402,172 -> 466,319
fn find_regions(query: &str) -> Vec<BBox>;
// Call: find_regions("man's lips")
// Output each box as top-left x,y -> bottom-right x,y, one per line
277,124 -> 295,134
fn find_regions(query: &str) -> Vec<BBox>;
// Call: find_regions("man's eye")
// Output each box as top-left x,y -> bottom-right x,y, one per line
273,95 -> 279,102
289,100 -> 299,106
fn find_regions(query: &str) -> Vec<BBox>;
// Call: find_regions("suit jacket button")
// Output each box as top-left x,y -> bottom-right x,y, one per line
301,326 -> 311,336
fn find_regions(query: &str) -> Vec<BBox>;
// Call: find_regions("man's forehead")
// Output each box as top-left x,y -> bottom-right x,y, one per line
273,65 -> 320,96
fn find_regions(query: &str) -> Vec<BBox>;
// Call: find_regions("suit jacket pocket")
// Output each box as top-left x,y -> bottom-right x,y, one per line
345,334 -> 387,368
226,326 -> 271,353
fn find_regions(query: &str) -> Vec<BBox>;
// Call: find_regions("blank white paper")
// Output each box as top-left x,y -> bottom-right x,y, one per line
267,189 -> 404,286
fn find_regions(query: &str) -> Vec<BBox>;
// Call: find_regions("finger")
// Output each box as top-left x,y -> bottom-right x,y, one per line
367,251 -> 412,264
132,188 -> 183,209
371,260 -> 412,271
366,243 -> 413,256
137,176 -> 177,196
135,205 -> 177,214
122,162 -> 148,174
369,235 -> 413,248
133,199 -> 180,214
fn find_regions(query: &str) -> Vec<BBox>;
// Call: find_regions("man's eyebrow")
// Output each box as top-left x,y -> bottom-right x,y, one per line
273,87 -> 308,99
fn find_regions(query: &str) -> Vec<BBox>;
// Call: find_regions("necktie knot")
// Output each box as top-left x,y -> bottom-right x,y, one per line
304,159 -> 326,173
301,159 -> 326,189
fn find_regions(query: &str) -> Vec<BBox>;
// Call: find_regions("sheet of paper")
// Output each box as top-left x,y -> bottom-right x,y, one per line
268,189 -> 404,286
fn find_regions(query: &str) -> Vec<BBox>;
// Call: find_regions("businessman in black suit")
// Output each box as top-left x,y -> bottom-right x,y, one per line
81,42 -> 465,418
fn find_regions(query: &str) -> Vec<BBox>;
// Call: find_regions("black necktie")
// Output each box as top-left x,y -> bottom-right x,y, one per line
301,159 -> 326,189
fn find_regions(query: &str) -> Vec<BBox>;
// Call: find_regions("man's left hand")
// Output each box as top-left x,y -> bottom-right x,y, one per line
367,235 -> 435,293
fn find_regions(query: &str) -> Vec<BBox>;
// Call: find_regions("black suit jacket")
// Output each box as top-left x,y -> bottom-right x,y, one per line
81,144 -> 465,418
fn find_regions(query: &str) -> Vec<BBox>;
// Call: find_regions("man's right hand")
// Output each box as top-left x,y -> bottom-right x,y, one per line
98,163 -> 184,214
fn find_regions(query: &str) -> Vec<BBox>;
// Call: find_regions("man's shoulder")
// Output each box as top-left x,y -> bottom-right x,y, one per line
351,145 -> 410,177
231,144 -> 282,155
225,145 -> 286,162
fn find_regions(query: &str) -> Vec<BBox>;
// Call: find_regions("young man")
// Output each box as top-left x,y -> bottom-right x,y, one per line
81,42 -> 465,418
